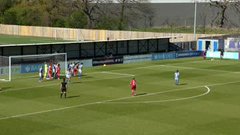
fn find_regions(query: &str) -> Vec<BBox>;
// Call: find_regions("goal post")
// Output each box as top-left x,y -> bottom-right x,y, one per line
0,53 -> 67,82
0,56 -> 10,81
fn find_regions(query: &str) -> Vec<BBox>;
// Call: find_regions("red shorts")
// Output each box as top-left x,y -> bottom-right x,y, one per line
48,72 -> 52,77
74,69 -> 78,75
131,85 -> 136,90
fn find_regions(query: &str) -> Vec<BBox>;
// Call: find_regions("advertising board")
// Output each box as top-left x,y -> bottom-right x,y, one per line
93,56 -> 123,66
123,54 -> 152,64
152,52 -> 176,60
176,51 -> 202,58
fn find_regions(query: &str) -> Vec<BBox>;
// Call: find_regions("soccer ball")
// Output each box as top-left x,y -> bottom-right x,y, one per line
103,64 -> 106,67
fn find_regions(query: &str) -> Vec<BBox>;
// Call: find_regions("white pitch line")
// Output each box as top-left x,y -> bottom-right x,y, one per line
0,102 -> 101,121
107,86 -> 210,104
0,59 -> 239,119
101,71 -> 135,77
138,64 -> 240,74
206,80 -> 240,87
5,71 -> 115,81
9,73 -> 66,80
0,83 -> 58,93
134,59 -> 205,70
0,81 -> 239,121
160,65 -> 240,74
0,75 -> 133,94
0,85 -> 205,121
0,59 -> 236,93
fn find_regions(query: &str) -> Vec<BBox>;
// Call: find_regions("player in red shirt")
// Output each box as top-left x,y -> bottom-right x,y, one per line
48,64 -> 53,80
56,64 -> 61,80
130,78 -> 137,96
74,64 -> 79,76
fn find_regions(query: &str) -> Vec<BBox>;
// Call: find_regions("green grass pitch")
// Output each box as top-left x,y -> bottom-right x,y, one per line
0,57 -> 240,135
0,34 -> 68,45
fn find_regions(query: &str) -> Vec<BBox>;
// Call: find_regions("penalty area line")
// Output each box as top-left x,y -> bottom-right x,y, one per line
106,86 -> 211,104
101,71 -> 135,77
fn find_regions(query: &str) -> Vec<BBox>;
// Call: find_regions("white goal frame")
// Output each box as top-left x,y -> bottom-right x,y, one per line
1,53 -> 67,82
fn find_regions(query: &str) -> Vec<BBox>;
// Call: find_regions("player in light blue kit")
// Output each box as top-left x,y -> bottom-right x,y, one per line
78,63 -> 83,79
66,68 -> 71,83
174,70 -> 180,85
39,66 -> 43,82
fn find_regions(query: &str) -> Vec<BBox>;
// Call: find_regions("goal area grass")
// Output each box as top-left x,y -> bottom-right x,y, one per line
0,57 -> 240,135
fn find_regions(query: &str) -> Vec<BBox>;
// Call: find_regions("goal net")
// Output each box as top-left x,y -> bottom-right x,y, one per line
0,53 -> 67,82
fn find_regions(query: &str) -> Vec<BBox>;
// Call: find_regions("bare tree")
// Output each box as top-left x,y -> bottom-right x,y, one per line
94,1 -> 121,29
73,0 -> 102,28
209,0 -> 240,28
137,3 -> 155,29
117,0 -> 128,30
199,4 -> 209,33
116,0 -> 152,30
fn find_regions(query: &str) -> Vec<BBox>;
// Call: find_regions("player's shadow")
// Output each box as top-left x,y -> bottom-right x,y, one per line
0,87 -> 11,91
67,95 -> 80,99
179,83 -> 187,85
82,75 -> 93,79
135,93 -> 147,96
71,81 -> 81,84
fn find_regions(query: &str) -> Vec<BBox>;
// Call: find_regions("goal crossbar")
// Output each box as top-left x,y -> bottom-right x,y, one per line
0,53 -> 67,82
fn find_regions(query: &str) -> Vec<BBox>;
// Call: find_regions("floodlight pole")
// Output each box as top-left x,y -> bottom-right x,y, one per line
9,56 -> 11,81
193,0 -> 197,41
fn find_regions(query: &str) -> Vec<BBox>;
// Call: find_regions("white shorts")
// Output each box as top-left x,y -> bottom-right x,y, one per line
66,74 -> 71,79
78,70 -> 82,74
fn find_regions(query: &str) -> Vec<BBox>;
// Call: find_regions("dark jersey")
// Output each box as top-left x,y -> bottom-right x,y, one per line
220,50 -> 224,56
61,82 -> 67,91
